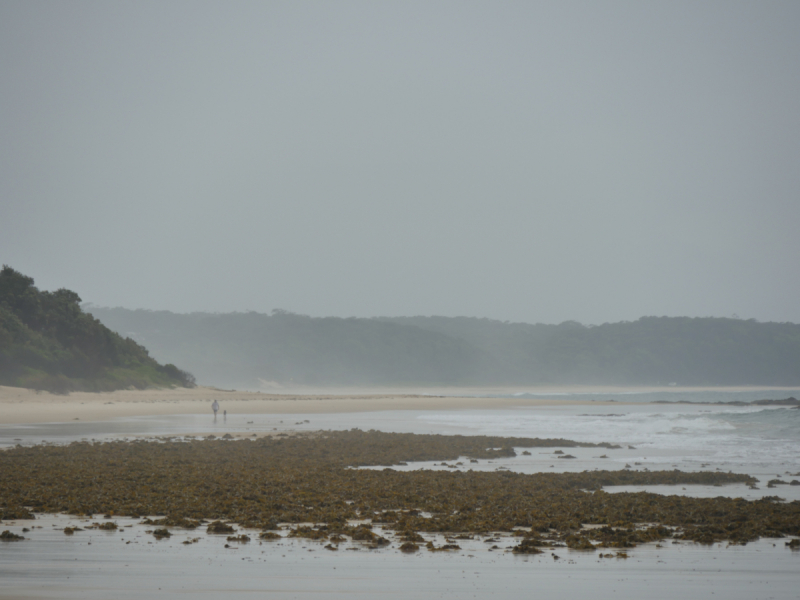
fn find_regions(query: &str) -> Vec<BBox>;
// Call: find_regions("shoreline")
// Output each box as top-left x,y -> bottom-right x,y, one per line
0,385 -> 609,425
1,384 -> 796,425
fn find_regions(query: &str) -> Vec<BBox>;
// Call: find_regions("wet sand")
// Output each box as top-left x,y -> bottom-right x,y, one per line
1,514 -> 797,600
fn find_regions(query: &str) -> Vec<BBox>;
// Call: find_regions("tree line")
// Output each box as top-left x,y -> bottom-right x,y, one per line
85,307 -> 800,388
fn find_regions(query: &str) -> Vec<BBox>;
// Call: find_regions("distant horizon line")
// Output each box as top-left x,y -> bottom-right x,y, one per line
81,304 -> 799,328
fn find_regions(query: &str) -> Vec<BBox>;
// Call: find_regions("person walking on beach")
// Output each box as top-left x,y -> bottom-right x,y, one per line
212,400 -> 219,419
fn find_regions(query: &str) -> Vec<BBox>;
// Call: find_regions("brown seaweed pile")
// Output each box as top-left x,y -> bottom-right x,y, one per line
206,521 -> 235,534
140,516 -> 201,529
151,528 -> 171,539
87,521 -> 117,530
0,430 -> 798,550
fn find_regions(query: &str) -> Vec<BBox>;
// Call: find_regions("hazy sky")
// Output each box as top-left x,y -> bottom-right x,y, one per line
2,1 -> 799,324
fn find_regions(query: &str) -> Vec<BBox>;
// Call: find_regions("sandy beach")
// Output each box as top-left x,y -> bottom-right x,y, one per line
0,385 -> 595,424
1,384 -> 795,425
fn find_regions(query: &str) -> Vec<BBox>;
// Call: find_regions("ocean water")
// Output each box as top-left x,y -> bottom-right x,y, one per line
480,388 -> 800,404
418,403 -> 800,468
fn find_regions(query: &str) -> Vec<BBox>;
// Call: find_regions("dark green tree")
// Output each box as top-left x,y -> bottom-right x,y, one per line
0,266 -> 195,393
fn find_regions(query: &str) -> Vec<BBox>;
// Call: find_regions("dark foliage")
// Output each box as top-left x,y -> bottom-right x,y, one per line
0,266 -> 194,393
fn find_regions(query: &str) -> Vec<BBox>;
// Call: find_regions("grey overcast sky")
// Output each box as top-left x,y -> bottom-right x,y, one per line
2,1 -> 799,324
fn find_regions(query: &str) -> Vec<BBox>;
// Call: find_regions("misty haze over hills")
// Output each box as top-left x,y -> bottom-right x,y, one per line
87,307 -> 800,390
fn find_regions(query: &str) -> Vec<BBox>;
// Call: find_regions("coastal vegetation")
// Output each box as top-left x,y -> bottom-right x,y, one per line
86,307 -> 800,388
0,266 -> 194,393
1,430 -> 798,549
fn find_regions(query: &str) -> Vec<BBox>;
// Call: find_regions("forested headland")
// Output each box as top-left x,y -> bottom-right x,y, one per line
86,307 -> 800,389
0,266 -> 194,393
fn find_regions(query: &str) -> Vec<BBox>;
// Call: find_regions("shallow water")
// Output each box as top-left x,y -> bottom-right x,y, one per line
1,514 -> 798,600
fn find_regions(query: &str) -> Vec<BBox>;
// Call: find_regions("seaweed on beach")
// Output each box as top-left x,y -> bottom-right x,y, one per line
140,516 -> 201,529
1,507 -> 34,520
511,538 -> 544,554
151,528 -> 171,539
0,430 -> 797,550
206,521 -> 235,534
87,521 -> 117,530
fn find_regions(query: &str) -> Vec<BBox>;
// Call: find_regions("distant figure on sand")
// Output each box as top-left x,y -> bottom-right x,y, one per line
223,410 -> 227,421
212,400 -> 219,418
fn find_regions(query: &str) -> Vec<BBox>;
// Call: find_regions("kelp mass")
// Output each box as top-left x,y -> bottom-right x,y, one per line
1,430 -> 798,549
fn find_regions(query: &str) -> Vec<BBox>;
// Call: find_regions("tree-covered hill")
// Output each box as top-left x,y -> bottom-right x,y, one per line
86,307 -> 800,389
0,266 -> 194,393
84,309 -> 488,388
382,316 -> 800,385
